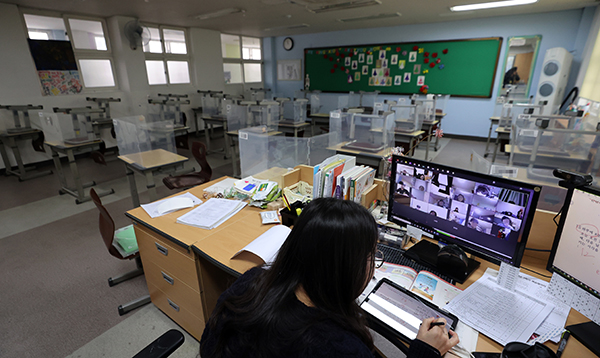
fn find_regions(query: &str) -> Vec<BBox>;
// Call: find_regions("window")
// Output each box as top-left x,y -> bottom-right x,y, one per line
221,34 -> 263,85
143,26 -> 191,85
23,13 -> 116,89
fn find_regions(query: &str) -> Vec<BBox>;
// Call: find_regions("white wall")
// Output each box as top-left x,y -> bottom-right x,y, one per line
0,3 -> 224,169
265,8 -> 596,138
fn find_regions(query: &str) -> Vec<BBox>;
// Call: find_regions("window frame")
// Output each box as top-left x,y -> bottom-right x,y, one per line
21,9 -> 118,91
221,33 -> 264,85
142,24 -> 192,86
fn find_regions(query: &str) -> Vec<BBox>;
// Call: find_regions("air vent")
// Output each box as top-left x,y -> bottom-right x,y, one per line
338,12 -> 401,22
264,23 -> 311,31
306,0 -> 381,13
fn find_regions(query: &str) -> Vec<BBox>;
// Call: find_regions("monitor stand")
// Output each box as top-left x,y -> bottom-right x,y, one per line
404,240 -> 480,284
567,321 -> 600,356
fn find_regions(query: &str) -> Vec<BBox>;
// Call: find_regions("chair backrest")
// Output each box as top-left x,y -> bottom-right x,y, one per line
191,142 -> 212,182
90,188 -> 123,260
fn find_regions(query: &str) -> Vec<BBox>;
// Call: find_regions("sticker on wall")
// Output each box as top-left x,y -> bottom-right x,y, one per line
347,74 -> 353,83
417,75 -> 425,86
413,64 -> 421,75
391,54 -> 398,65
424,58 -> 429,64
358,53 -> 365,63
376,59 -> 382,68
362,65 -> 369,75
429,62 -> 436,68
379,77 -> 387,86
351,60 -> 358,70
402,50 -> 407,56
384,68 -> 390,77
409,51 -> 417,62
403,72 -> 411,83
354,72 -> 361,81
386,77 -> 392,86
367,55 -> 373,65
423,69 -> 429,74
418,48 -> 424,54
372,68 -> 378,77
394,75 -> 402,86
345,57 -> 351,66
382,59 -> 388,68
399,60 -> 406,70
368,77 -> 376,86
379,50 -> 386,60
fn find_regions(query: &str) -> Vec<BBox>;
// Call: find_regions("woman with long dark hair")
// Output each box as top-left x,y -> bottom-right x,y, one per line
200,198 -> 458,358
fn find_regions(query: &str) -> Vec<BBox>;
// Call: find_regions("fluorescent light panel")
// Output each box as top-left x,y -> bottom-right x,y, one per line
195,8 -> 245,20
338,12 -> 401,22
450,0 -> 537,11
309,0 -> 381,13
263,23 -> 310,31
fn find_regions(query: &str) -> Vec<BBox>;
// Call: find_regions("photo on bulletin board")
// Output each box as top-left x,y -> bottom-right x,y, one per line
304,37 -> 503,97
277,59 -> 302,81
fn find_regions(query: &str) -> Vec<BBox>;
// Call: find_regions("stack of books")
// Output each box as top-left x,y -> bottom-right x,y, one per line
313,155 -> 376,202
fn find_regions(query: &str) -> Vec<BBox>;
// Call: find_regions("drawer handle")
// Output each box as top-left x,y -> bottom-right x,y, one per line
167,298 -> 180,312
155,242 -> 168,256
161,271 -> 174,285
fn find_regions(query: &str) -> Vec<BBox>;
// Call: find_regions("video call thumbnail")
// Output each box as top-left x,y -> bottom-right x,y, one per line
394,163 -> 528,242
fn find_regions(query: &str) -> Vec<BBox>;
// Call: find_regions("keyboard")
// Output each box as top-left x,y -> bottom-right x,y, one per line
377,243 -> 456,284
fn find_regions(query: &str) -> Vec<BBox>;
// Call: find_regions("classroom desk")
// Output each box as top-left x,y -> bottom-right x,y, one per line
328,142 -> 391,176
125,177 -> 592,356
491,127 -> 511,163
392,130 -> 425,157
277,120 -> 310,137
225,130 -> 283,178
0,129 -> 53,181
308,113 -> 330,136
420,119 -> 440,161
505,144 -> 590,172
200,114 -> 228,156
118,149 -> 188,207
46,140 -> 114,204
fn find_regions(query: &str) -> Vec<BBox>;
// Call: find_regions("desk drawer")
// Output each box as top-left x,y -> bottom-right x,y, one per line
144,260 -> 204,318
148,282 -> 205,340
135,226 -> 200,292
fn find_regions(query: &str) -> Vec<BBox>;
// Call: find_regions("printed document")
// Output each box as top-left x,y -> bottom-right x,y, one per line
176,198 -> 247,230
232,225 -> 291,264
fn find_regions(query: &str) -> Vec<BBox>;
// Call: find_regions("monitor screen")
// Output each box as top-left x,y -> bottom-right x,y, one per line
388,156 -> 540,266
547,186 -> 600,299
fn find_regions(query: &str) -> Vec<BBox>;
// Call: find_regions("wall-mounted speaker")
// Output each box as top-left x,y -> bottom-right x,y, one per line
535,47 -> 573,115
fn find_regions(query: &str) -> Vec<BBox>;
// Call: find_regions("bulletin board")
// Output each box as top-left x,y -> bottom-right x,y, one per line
304,37 -> 503,98
27,39 -> 82,96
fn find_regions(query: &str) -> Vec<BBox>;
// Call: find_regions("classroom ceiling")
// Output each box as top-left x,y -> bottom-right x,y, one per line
6,0 -> 598,38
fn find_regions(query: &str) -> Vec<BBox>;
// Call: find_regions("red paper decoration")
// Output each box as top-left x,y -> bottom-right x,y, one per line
335,50 -> 339,55
424,52 -> 430,57
329,57 -> 333,61
443,49 -> 448,54
413,45 -> 418,51
331,69 -> 335,73
341,66 -> 345,71
436,58 -> 441,64
396,47 -> 401,52
334,64 -> 338,68
424,58 -> 430,64
429,62 -> 435,68
341,53 -> 345,58
432,52 -> 438,58
323,55 -> 328,59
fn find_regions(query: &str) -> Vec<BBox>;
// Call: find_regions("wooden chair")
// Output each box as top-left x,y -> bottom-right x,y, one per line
163,141 -> 212,190
90,188 -> 151,315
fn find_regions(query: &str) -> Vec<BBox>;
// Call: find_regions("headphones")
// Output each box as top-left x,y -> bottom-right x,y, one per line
501,342 -> 557,358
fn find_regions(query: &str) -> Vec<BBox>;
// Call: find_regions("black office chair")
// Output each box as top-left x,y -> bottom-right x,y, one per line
132,329 -> 185,358
90,188 -> 151,315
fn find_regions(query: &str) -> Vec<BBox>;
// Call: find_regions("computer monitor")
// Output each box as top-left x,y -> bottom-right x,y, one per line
388,156 -> 541,277
547,185 -> 600,356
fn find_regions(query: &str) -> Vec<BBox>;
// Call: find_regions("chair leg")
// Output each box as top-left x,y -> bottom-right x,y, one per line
108,257 -> 145,287
118,295 -> 152,316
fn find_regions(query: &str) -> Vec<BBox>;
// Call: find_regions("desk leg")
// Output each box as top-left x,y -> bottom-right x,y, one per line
0,141 -> 12,177
311,119 -> 315,137
231,138 -> 239,178
484,121 -> 494,156
194,112 -> 199,137
144,170 -> 158,203
491,135 -> 500,164
51,149 -> 69,194
125,165 -> 140,208
203,120 -> 212,152
66,149 -> 89,204
425,127 -> 432,161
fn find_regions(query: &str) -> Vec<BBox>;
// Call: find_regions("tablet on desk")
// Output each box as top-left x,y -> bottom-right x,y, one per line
360,278 -> 458,342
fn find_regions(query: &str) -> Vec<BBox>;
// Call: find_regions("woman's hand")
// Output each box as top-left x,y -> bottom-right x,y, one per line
416,317 -> 459,356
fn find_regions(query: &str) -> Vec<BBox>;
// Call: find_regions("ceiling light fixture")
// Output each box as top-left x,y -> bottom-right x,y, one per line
194,8 -> 246,20
308,0 -> 381,13
450,0 -> 537,12
338,12 -> 401,22
264,23 -> 310,31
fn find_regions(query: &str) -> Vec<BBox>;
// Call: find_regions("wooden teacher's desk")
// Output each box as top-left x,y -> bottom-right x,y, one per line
126,177 -> 590,356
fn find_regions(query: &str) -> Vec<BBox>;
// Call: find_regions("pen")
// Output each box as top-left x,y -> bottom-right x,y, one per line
556,330 -> 570,358
429,321 -> 445,329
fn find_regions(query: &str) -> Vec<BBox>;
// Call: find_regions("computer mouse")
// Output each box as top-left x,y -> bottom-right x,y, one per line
436,244 -> 468,276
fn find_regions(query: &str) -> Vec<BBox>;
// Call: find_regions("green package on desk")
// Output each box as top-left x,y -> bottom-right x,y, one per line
114,224 -> 138,255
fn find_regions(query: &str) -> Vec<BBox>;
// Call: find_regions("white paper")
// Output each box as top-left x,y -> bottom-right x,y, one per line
406,225 -> 424,241
232,225 -> 291,264
204,177 -> 237,194
444,274 -> 554,346
141,192 -> 202,218
176,198 -> 246,230
497,262 -> 519,291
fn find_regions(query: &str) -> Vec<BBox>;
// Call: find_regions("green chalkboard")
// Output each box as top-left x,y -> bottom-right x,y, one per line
304,37 -> 503,98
